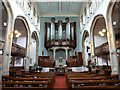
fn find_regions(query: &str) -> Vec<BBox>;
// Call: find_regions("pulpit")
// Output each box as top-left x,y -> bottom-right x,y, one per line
55,66 -> 65,76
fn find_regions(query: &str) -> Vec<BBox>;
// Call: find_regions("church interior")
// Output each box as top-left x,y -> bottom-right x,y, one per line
1,0 -> 120,89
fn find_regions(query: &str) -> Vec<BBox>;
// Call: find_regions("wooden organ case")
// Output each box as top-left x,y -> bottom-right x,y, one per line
44,18 -> 76,49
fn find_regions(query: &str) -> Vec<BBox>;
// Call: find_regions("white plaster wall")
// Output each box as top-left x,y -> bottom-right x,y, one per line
94,35 -> 107,47
8,0 -> 39,45
41,68 -> 49,72
81,0 -> 110,65
97,57 -> 111,66
29,38 -> 37,66
84,36 -> 90,65
72,66 -> 88,72
81,1 -> 110,36
17,37 -> 26,48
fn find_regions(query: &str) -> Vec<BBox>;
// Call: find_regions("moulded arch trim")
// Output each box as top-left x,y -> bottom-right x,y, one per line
106,2 -> 116,17
89,14 -> 106,62
14,16 -> 31,44
106,1 -> 116,24
2,1 -> 13,20
82,30 -> 90,66
90,14 -> 105,37
89,14 -> 106,48
15,16 -> 30,35
31,31 -> 39,65
2,1 -> 13,42
56,48 -> 66,52
82,30 -> 89,47
31,31 -> 39,43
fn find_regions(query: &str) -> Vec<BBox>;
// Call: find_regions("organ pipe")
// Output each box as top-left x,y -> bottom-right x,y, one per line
58,20 -> 62,40
71,23 -> 74,40
47,23 -> 50,41
50,18 -> 55,40
65,18 -> 70,40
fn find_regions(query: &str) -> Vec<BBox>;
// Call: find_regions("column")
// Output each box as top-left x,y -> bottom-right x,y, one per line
24,56 -> 30,71
108,23 -> 119,74
65,47 -> 69,60
53,48 -> 56,60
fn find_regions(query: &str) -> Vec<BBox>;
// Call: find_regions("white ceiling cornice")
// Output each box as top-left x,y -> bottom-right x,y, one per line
40,14 -> 80,17
34,0 -> 86,2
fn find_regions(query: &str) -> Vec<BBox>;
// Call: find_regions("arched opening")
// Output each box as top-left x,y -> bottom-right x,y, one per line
82,31 -> 90,66
31,31 -> 39,66
10,17 -> 30,75
56,49 -> 66,67
91,15 -> 111,74
56,49 -> 66,59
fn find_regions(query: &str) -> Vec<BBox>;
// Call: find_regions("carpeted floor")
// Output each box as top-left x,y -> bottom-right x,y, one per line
54,75 -> 67,89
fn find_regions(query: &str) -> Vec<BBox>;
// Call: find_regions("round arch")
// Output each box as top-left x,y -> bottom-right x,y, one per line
90,14 -> 105,63
90,14 -> 111,70
12,16 -> 30,71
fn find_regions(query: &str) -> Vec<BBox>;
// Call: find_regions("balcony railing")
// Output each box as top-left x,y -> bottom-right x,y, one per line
11,43 -> 26,57
95,42 -> 109,56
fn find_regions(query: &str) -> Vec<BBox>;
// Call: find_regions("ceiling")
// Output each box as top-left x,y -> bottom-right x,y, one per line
35,2 -> 84,17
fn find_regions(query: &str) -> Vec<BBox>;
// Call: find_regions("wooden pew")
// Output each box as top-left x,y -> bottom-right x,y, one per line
72,86 -> 120,90
67,76 -> 106,88
69,79 -> 120,89
66,72 -> 119,88
69,76 -> 107,81
2,75 -> 13,81
2,72 -> 55,88
2,81 -> 50,88
66,72 -> 104,88
12,77 -> 51,81
23,72 -> 55,88
2,87 -> 51,90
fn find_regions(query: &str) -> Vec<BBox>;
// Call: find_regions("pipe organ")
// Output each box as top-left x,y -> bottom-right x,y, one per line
45,18 -> 76,49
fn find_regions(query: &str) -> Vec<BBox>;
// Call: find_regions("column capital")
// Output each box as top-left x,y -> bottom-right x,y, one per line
52,47 -> 56,51
65,47 -> 69,50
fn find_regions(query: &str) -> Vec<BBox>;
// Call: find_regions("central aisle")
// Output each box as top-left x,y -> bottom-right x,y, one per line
53,75 -> 67,89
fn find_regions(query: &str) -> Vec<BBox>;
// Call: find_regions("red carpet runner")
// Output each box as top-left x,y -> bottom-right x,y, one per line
54,75 -> 67,89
